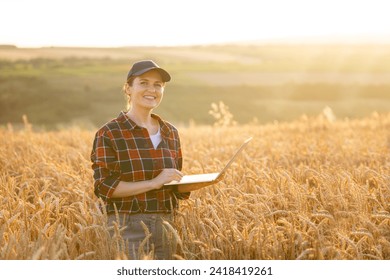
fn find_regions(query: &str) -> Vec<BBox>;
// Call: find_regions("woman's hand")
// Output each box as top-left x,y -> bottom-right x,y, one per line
151,168 -> 184,189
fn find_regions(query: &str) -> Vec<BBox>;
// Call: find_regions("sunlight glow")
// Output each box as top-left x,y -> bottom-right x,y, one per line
1,0 -> 390,47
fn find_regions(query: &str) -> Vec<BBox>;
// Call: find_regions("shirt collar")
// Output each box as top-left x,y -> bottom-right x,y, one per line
118,111 -> 172,136
151,113 -> 172,137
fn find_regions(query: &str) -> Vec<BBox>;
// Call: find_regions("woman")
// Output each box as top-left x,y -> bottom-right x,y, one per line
91,60 -> 211,260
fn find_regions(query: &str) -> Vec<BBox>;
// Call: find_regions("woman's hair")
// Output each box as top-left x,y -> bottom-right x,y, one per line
122,77 -> 136,110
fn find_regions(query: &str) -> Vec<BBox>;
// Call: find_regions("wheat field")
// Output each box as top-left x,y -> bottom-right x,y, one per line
0,111 -> 389,260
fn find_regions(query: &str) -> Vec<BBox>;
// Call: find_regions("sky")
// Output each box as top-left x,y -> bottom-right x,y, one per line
1,0 -> 390,47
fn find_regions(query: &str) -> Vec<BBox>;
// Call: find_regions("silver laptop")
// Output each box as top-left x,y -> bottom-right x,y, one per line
164,137 -> 252,186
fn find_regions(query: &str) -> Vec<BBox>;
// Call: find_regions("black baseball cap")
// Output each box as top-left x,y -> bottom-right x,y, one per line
126,60 -> 171,82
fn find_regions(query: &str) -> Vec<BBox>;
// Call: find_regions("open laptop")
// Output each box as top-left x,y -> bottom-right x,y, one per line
164,137 -> 252,186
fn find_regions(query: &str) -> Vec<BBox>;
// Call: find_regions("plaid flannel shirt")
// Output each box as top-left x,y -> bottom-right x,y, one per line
91,111 -> 190,214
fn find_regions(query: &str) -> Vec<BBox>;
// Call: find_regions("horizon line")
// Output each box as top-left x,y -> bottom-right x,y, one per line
2,35 -> 390,49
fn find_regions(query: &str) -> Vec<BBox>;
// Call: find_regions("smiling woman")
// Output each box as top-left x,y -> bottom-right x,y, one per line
90,59 -> 218,260
90,60 -> 185,259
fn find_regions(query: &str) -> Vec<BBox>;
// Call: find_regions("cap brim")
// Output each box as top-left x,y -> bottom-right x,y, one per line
131,67 -> 171,82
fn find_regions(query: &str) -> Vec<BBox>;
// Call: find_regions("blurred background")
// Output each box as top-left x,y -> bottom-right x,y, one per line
1,0 -> 390,129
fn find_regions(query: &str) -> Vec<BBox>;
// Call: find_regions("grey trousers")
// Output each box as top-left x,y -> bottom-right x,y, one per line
108,213 -> 175,260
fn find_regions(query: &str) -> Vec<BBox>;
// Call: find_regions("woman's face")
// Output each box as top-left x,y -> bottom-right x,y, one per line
128,70 -> 165,111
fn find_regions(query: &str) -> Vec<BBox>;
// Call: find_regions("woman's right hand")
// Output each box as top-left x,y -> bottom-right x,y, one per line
151,169 -> 184,189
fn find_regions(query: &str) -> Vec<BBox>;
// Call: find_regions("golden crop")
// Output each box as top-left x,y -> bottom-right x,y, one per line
1,112 -> 389,260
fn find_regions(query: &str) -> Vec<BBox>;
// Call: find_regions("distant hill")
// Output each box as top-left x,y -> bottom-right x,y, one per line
0,45 -> 17,49
1,44 -> 390,129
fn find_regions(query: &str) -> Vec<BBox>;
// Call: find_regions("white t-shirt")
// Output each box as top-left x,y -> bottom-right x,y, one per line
150,127 -> 162,149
